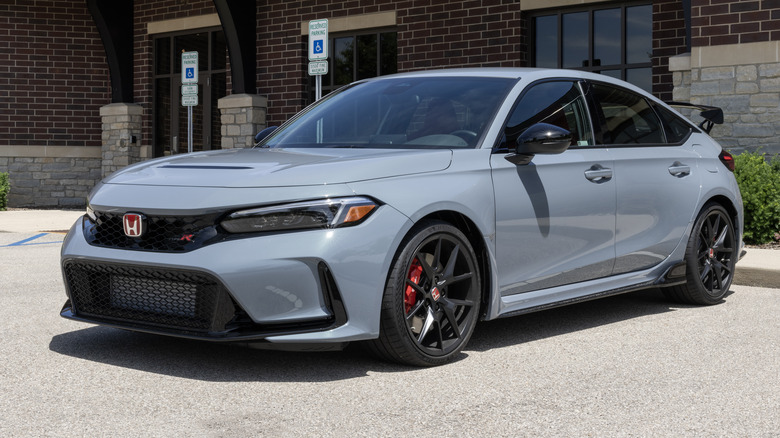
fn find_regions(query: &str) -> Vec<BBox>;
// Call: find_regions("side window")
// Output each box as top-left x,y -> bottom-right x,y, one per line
501,81 -> 593,150
591,83 -> 663,144
653,103 -> 693,144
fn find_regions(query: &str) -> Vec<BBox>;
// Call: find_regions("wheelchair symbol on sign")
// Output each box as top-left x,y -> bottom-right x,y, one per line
313,40 -> 323,54
186,67 -> 195,79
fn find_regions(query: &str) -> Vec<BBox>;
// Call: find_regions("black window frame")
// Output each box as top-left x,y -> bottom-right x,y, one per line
496,77 -> 697,153
586,80 -> 696,147
529,1 -> 653,92
650,102 -> 696,145
308,27 -> 397,104
494,78 -> 595,153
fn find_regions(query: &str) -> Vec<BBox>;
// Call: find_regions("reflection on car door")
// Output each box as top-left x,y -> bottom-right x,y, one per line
589,83 -> 702,274
491,80 -> 616,296
611,145 -> 701,274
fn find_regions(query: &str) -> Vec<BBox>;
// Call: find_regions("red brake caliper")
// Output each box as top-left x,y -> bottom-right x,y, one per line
405,258 -> 423,314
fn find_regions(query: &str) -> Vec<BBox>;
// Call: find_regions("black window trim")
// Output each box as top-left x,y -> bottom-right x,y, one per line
528,1 -> 653,87
308,26 -> 397,104
585,79 -> 695,148
492,77 -> 596,153
494,77 -> 698,154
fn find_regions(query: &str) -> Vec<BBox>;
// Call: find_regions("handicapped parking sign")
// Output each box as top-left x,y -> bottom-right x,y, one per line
308,19 -> 328,60
181,51 -> 198,84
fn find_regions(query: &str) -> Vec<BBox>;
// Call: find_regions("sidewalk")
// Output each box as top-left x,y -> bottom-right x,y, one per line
0,209 -> 83,233
0,208 -> 778,288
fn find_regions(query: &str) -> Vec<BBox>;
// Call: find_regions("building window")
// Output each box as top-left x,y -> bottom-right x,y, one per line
153,28 -> 227,157
530,2 -> 652,93
310,30 -> 397,102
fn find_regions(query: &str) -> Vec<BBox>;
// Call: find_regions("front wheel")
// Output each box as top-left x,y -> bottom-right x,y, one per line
368,221 -> 481,366
664,203 -> 737,305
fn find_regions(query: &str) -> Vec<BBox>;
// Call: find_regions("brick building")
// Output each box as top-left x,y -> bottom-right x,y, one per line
0,0 -> 777,207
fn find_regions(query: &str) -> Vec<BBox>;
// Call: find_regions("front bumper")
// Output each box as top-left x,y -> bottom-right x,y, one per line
60,205 -> 411,344
60,259 -> 347,342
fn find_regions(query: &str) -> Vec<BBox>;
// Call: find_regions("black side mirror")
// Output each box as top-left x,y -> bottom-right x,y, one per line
505,123 -> 572,165
254,126 -> 278,145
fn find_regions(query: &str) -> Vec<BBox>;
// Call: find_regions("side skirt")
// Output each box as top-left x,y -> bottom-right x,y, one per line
496,279 -> 656,319
491,261 -> 685,320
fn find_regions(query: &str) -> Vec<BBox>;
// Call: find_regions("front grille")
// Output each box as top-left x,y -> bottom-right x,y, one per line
63,261 -> 237,332
84,211 -> 223,252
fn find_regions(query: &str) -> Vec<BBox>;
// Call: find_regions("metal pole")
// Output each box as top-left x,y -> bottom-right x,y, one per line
316,75 -> 322,101
187,105 -> 193,153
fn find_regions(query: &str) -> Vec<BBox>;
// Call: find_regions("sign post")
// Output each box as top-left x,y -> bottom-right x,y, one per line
181,51 -> 198,153
308,19 -> 328,101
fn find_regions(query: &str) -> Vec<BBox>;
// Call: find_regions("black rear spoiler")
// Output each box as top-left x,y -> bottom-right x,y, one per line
666,102 -> 724,134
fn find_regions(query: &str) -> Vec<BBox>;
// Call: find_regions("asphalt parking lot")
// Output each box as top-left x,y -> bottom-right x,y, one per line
1,226 -> 778,437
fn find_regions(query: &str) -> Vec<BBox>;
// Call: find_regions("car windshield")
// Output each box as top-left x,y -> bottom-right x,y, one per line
262,76 -> 515,149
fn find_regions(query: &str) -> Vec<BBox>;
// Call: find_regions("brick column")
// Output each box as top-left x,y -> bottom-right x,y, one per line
218,94 -> 268,149
99,103 -> 144,177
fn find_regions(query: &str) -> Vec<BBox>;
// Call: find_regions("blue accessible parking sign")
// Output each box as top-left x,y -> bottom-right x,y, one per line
308,19 -> 328,61
181,51 -> 198,84
313,39 -> 324,55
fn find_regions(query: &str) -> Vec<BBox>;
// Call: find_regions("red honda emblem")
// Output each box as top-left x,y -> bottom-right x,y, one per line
431,286 -> 441,301
123,213 -> 146,237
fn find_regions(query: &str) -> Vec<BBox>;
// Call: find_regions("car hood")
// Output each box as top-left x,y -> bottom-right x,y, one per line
102,147 -> 453,188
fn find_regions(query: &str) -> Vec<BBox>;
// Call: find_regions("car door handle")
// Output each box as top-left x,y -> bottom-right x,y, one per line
668,162 -> 691,177
584,164 -> 613,183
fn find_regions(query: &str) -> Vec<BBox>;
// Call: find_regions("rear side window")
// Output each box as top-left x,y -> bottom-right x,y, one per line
592,83 -> 663,145
653,103 -> 693,144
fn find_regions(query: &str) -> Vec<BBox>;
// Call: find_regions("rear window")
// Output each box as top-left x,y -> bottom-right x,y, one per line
592,83 -> 664,145
653,103 -> 693,144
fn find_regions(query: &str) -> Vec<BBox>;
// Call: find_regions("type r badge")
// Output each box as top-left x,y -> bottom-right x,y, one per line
123,213 -> 146,237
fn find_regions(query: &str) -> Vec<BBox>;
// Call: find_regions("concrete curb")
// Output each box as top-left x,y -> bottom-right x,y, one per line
734,248 -> 780,288
1,209 -> 777,289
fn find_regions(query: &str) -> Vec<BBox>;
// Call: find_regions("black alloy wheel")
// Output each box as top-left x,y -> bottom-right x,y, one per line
368,220 -> 481,366
664,203 -> 737,305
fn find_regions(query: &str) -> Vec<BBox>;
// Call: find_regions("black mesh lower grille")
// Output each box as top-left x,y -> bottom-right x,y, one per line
63,261 -> 236,332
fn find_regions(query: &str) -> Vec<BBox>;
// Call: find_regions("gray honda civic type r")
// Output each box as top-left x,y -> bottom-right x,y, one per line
61,68 -> 743,366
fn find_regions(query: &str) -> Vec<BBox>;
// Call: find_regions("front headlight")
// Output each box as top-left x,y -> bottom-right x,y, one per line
220,196 -> 378,234
86,204 -> 97,221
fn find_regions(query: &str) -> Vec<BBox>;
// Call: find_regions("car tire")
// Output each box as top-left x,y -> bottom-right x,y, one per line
663,203 -> 737,305
367,220 -> 481,366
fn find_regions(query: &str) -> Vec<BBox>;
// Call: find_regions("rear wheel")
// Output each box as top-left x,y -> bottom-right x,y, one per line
368,220 -> 481,366
664,203 -> 736,305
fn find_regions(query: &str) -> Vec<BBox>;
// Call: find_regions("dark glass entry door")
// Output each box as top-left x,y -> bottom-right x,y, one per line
154,29 -> 227,156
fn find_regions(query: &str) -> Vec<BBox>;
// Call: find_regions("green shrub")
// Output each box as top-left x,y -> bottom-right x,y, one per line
0,172 -> 9,211
771,154 -> 780,175
733,151 -> 780,244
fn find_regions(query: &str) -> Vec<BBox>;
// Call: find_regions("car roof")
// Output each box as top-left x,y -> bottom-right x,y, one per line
361,67 -> 651,97
368,67 -> 611,81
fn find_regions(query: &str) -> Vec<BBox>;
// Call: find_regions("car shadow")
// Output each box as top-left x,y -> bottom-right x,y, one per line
49,326 -> 399,382
467,288 -> 732,352
48,288 -> 731,382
